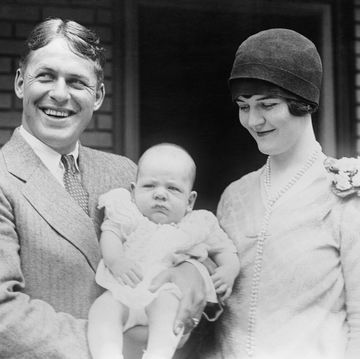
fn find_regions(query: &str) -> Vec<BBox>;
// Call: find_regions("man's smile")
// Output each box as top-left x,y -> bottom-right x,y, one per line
40,107 -> 75,118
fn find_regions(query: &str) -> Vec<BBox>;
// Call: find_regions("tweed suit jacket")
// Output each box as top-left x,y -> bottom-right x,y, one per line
0,129 -> 137,359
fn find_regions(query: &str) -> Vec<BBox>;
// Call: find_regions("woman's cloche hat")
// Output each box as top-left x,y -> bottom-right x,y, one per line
229,28 -> 323,105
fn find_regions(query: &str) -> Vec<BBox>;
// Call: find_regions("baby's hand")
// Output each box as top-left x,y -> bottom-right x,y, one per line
211,265 -> 237,301
109,257 -> 143,288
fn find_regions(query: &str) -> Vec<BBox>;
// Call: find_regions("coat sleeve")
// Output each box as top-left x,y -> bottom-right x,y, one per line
0,187 -> 91,359
339,198 -> 360,359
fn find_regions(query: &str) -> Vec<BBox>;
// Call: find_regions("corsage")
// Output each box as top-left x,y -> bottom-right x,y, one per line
324,156 -> 360,197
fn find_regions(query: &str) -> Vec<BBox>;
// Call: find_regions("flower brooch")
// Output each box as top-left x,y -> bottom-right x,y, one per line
324,156 -> 360,197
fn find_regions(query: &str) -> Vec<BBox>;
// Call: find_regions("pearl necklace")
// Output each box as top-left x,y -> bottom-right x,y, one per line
245,145 -> 321,357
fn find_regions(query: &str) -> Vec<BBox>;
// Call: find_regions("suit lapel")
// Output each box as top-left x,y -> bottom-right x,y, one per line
2,131 -> 101,271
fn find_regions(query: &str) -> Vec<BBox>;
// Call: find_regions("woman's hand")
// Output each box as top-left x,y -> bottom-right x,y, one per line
149,261 -> 207,335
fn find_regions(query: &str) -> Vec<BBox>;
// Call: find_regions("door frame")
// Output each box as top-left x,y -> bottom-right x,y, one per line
114,0 -> 354,159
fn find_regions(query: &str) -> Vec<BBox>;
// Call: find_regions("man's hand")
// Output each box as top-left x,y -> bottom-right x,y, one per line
149,262 -> 207,335
109,256 -> 143,288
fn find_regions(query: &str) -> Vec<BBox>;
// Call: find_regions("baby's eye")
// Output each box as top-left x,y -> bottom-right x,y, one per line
168,186 -> 180,192
143,183 -> 155,189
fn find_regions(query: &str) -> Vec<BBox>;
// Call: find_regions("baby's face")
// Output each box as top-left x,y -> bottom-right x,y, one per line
131,153 -> 196,224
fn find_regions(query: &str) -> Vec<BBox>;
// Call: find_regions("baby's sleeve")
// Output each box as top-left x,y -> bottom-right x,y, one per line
185,210 -> 237,256
98,188 -> 141,240
202,210 -> 237,256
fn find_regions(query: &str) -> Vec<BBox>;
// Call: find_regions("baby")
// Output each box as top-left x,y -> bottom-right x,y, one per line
88,143 -> 240,359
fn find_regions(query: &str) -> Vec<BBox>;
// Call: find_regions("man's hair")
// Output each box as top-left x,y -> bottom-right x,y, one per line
19,18 -> 106,84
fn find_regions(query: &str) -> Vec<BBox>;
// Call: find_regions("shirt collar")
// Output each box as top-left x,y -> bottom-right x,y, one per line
18,125 -> 80,172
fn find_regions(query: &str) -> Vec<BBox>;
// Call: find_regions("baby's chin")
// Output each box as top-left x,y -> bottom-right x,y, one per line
148,212 -> 179,225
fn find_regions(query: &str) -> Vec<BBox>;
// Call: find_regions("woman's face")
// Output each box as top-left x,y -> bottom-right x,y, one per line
235,95 -> 309,156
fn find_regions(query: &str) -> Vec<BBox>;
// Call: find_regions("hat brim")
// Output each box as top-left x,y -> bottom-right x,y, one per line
229,63 -> 320,105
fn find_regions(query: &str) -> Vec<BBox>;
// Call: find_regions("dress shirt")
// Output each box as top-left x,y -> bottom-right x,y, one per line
18,126 -> 80,187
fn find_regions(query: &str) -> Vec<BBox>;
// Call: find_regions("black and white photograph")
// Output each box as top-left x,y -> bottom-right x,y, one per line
0,1 -> 358,358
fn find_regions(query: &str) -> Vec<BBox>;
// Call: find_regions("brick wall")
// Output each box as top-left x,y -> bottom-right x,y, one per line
1,1 -> 359,155
0,0 -> 114,151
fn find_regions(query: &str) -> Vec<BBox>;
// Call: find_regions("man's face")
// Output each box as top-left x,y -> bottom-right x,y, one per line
15,37 -> 105,154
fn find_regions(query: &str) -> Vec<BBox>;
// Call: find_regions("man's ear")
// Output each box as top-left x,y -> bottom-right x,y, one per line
187,191 -> 197,212
93,82 -> 105,111
14,68 -> 25,99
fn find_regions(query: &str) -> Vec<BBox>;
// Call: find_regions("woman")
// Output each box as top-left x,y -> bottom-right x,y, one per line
203,29 -> 360,359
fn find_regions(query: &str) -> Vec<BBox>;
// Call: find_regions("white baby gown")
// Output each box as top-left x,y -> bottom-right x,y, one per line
95,188 -> 236,310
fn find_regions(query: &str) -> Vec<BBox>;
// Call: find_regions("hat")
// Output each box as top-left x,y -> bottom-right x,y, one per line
229,28 -> 322,105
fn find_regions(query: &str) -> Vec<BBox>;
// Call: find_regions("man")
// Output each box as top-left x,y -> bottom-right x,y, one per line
0,18 -> 205,359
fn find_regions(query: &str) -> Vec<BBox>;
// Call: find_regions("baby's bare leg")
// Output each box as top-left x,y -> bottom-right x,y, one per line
143,290 -> 182,359
88,290 -> 129,359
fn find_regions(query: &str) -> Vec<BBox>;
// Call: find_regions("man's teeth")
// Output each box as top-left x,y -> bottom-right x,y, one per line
43,109 -> 70,117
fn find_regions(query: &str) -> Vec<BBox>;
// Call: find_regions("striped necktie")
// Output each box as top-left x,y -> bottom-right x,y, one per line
61,154 -> 89,215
